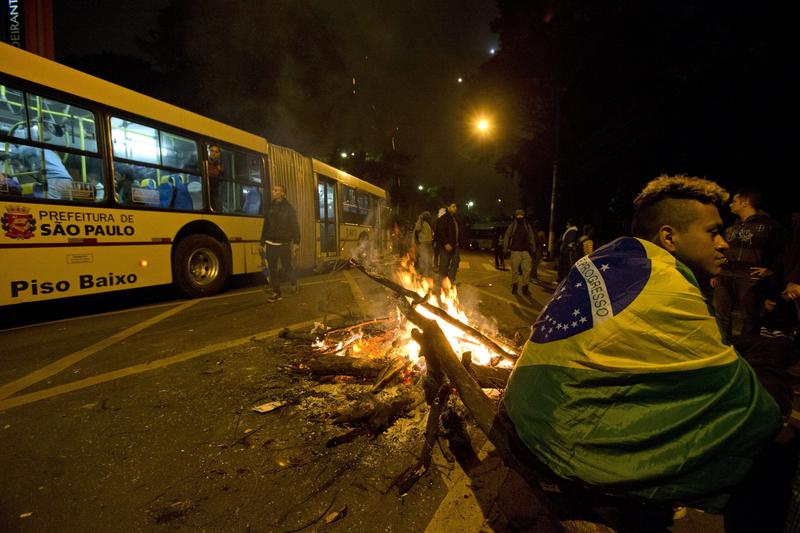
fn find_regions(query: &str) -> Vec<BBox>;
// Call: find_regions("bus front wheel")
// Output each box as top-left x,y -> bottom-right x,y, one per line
172,234 -> 229,298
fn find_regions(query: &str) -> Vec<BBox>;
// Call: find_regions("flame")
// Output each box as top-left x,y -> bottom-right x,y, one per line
395,255 -> 512,369
313,254 -> 513,373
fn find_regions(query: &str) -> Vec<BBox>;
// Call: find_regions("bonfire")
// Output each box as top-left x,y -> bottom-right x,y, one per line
312,254 -> 517,373
291,255 -> 519,493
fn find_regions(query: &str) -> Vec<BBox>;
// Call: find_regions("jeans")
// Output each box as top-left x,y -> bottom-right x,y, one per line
713,274 -> 763,337
510,250 -> 532,286
439,248 -> 460,283
264,243 -> 296,295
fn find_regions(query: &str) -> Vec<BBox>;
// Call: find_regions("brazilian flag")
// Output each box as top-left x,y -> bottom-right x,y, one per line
504,237 -> 780,510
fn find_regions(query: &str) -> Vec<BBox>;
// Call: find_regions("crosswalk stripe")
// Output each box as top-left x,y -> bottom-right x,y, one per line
482,263 -> 494,271
459,262 -> 470,269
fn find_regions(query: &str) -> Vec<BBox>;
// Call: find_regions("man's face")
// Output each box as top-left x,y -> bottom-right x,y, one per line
729,194 -> 748,217
669,201 -> 729,277
208,145 -> 220,162
447,203 -> 457,214
271,186 -> 285,201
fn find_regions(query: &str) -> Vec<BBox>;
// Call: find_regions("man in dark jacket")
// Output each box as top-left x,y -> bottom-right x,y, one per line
713,189 -> 784,337
782,213 -> 800,326
503,209 -> 537,295
434,202 -> 460,284
261,184 -> 301,302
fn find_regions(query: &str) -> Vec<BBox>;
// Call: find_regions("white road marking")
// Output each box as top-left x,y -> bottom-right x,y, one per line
0,300 -> 199,400
0,318 -> 320,411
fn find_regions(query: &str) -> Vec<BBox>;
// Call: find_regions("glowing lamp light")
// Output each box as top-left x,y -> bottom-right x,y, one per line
476,119 -> 489,132
139,260 -> 149,267
457,77 -> 463,83
340,152 -> 348,158
418,185 -> 424,191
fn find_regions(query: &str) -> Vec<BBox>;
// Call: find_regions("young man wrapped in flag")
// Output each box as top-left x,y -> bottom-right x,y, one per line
504,176 -> 785,519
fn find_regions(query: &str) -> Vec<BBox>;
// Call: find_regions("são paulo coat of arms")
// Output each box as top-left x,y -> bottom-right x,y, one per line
2,205 -> 37,239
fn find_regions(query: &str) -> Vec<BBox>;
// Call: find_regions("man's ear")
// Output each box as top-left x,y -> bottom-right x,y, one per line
656,224 -> 678,252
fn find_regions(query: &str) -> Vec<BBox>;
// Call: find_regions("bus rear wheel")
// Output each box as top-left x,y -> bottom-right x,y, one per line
172,234 -> 229,298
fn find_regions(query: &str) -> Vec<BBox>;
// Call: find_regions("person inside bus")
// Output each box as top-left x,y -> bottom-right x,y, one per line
208,144 -> 223,178
12,121 -> 73,199
114,163 -> 137,204
0,170 -> 22,196
208,144 -> 226,211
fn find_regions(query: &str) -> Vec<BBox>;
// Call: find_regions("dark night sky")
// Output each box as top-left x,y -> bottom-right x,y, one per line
51,1 -> 796,229
53,1 -> 509,215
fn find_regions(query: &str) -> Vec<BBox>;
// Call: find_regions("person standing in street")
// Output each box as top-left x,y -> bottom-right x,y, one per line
557,218 -> 579,282
261,184 -> 300,302
531,220 -> 546,282
493,225 -> 508,270
713,189 -> 784,338
576,224 -> 596,258
435,202 -> 460,284
781,213 -> 800,329
414,210 -> 434,277
503,209 -> 536,295
433,207 -> 446,271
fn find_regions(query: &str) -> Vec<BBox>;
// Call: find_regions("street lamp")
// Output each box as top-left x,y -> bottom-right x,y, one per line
467,201 -> 474,209
474,118 -> 490,134
418,185 -> 424,191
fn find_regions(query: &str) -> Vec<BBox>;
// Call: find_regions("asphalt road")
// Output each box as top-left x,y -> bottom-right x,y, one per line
0,252 -> 719,532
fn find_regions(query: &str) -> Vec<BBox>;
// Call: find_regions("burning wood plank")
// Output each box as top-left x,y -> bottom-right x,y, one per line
350,259 -> 518,364
394,297 -> 615,533
306,355 -> 391,378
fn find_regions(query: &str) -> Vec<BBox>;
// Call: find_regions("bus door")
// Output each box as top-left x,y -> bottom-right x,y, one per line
317,176 -> 337,254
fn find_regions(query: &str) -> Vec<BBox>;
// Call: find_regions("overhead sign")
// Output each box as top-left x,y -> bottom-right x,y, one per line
1,0 -> 24,48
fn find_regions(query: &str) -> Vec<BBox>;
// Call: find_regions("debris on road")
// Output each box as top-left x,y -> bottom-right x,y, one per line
324,505 -> 348,524
251,400 -> 288,413
150,499 -> 195,524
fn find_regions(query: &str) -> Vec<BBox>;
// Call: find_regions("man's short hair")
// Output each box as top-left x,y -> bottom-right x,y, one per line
631,175 -> 729,240
733,188 -> 762,210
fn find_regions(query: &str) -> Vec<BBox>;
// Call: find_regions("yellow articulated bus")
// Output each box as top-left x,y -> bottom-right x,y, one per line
0,43 -> 387,306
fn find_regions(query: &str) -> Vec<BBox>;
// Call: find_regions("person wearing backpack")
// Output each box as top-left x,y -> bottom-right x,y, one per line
503,209 -> 537,296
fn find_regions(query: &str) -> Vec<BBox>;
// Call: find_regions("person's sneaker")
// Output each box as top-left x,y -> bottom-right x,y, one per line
291,281 -> 299,294
522,285 -> 531,296
511,283 -> 518,295
267,293 -> 282,302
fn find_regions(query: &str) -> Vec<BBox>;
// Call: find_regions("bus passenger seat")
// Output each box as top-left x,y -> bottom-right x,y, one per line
158,176 -> 176,207
173,178 -> 193,210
